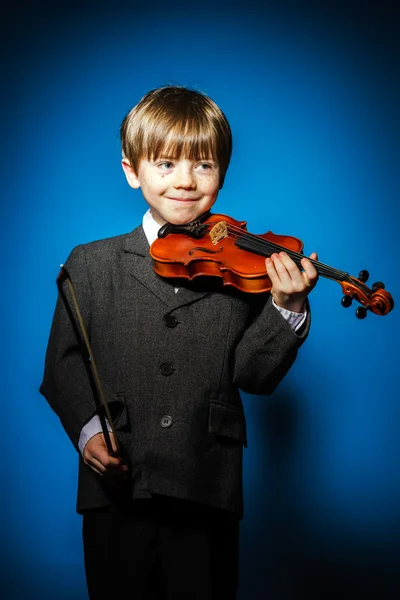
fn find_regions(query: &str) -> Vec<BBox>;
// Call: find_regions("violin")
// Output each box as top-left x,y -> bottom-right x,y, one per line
150,212 -> 394,319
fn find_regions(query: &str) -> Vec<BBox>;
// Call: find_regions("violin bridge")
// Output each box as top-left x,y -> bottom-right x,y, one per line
209,221 -> 228,245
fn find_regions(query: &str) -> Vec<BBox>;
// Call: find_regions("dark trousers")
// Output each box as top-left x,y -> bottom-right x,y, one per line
82,496 -> 240,599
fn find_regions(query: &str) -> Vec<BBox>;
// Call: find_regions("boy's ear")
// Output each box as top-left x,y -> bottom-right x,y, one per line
121,158 -> 140,189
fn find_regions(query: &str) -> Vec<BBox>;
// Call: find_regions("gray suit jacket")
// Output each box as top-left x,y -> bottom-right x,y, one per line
40,224 -> 310,518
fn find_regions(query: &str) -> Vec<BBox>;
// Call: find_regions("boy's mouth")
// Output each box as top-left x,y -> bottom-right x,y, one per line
166,197 -> 199,202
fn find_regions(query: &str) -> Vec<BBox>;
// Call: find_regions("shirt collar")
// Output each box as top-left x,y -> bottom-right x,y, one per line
142,209 -> 162,246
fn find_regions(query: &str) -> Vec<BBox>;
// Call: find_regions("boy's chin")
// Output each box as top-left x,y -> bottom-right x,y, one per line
167,208 -> 212,226
167,215 -> 200,226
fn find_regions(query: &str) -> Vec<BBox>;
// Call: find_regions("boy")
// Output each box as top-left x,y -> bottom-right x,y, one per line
40,85 -> 318,599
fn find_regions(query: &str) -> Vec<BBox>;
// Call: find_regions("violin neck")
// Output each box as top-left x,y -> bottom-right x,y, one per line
235,236 -> 349,283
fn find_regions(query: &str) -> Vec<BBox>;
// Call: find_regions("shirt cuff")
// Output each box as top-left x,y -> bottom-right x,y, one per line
272,298 -> 307,332
78,415 -> 111,455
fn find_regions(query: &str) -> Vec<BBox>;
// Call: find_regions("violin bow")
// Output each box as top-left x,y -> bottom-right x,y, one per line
57,265 -> 120,457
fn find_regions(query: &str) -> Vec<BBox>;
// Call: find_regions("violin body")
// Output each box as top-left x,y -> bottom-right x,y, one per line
150,212 -> 394,318
151,214 -> 302,294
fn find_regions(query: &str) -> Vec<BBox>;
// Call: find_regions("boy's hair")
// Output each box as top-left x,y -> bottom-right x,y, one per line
120,86 -> 232,186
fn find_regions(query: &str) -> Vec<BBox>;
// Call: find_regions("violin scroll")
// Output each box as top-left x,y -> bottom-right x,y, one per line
339,274 -> 394,318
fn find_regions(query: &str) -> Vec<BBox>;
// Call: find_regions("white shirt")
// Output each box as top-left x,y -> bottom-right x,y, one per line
79,209 -> 307,453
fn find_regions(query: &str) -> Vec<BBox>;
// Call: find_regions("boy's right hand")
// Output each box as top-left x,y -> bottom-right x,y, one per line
83,432 -> 129,484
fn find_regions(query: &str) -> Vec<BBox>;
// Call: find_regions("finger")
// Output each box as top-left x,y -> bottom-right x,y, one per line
83,443 -> 114,466
265,256 -> 282,287
110,433 -> 119,455
84,450 -> 127,476
84,438 -> 124,472
83,457 -> 106,476
101,431 -> 120,457
269,253 -> 295,287
87,466 -> 104,476
94,452 -> 123,470
275,252 -> 308,287
85,433 -> 122,464
300,255 -> 319,287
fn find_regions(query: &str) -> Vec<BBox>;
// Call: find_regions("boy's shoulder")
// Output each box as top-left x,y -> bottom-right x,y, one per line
66,224 -> 147,265
72,224 -> 144,253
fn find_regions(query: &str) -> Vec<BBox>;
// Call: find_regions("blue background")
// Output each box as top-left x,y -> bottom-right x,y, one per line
2,1 -> 399,598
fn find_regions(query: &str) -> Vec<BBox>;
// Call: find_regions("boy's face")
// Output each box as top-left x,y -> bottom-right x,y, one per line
122,156 -> 221,225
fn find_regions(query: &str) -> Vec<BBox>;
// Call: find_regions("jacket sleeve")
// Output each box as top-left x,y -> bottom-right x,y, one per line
39,244 -> 121,451
232,295 -> 311,395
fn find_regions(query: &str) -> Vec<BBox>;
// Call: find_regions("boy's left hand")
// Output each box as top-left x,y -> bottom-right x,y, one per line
266,252 -> 319,314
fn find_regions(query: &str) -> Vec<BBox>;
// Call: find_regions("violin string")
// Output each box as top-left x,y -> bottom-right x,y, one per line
232,228 -> 353,283
215,223 -> 355,284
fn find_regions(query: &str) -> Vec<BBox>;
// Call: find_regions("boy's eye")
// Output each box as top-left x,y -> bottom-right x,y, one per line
198,162 -> 212,170
158,161 -> 174,169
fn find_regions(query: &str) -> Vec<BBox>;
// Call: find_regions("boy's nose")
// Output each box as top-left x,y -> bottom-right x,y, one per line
173,166 -> 196,189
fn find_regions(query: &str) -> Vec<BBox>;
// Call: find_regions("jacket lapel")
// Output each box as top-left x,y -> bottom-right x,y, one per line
123,226 -> 208,310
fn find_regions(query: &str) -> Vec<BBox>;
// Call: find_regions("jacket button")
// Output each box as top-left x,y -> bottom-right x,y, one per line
164,315 -> 178,328
160,415 -> 173,428
160,362 -> 174,376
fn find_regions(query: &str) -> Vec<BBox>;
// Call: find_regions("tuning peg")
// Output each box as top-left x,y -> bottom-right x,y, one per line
341,295 -> 352,308
356,306 -> 368,319
372,281 -> 385,291
358,270 -> 369,282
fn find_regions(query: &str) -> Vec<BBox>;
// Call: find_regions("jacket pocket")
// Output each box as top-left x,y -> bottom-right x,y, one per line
100,391 -> 129,431
208,400 -> 247,447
